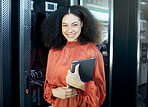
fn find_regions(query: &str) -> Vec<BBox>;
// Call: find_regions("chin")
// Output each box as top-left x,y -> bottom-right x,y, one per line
67,40 -> 75,42
67,39 -> 77,42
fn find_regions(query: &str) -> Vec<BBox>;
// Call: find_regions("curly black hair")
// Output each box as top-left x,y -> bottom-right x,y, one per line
41,5 -> 102,50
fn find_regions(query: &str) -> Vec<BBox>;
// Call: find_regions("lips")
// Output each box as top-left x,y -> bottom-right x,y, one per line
67,34 -> 75,38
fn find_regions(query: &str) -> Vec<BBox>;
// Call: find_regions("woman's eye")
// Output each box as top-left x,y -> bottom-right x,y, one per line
73,24 -> 78,27
62,24 -> 67,27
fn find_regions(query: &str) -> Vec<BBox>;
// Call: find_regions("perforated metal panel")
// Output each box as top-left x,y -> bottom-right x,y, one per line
19,0 -> 31,106
0,1 -> 3,106
0,0 -> 11,107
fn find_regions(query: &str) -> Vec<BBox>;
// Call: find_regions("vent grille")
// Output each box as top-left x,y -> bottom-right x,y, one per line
24,0 -> 31,70
0,0 -> 3,106
19,0 -> 31,106
0,0 -> 11,106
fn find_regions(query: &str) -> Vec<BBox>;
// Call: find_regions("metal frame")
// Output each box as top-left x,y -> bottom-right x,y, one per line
0,0 -> 12,106
111,0 -> 138,106
137,0 -> 148,107
11,0 -> 31,106
19,0 -> 31,106
107,0 -> 114,107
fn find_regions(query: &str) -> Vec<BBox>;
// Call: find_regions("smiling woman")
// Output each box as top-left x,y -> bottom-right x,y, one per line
62,13 -> 83,42
41,5 -> 102,49
41,5 -> 106,107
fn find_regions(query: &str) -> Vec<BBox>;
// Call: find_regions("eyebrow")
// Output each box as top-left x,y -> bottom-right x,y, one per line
62,21 -> 79,24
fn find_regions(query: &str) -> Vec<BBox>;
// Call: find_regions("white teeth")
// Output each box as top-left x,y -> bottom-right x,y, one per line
68,35 -> 74,37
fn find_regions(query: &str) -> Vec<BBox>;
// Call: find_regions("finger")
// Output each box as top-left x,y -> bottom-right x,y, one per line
67,69 -> 72,76
66,75 -> 71,84
65,89 -> 78,98
65,92 -> 78,98
75,64 -> 80,75
61,87 -> 72,91
66,88 -> 73,92
63,88 -> 78,94
66,77 -> 74,87
66,72 -> 71,83
67,89 -> 78,94
71,93 -> 78,97
66,88 -> 78,93
66,73 -> 73,83
72,88 -> 78,92
66,91 -> 78,96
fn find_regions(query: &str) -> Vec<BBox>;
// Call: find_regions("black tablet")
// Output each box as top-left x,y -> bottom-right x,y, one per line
71,57 -> 96,82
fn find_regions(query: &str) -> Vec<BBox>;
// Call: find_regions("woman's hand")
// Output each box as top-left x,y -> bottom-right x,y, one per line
66,64 -> 85,91
52,87 -> 78,99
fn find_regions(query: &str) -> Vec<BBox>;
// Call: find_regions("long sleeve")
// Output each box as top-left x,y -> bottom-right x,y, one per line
43,49 -> 57,104
79,50 -> 106,106
44,79 -> 57,104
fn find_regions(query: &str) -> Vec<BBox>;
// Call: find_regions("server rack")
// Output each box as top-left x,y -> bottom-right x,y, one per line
0,0 -> 12,107
0,0 -> 143,107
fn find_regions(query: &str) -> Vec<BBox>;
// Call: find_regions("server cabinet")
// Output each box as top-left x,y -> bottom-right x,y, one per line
15,0 -> 71,107
0,0 -> 12,107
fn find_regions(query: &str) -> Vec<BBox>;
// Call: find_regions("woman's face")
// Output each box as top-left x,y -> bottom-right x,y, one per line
62,13 -> 83,42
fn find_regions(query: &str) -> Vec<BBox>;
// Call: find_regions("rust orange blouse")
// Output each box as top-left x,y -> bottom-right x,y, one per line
44,41 -> 106,107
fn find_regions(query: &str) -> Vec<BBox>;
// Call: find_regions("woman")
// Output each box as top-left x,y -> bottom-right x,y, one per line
41,5 -> 106,107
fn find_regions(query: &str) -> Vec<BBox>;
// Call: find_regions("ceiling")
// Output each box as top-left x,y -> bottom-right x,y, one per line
141,0 -> 148,20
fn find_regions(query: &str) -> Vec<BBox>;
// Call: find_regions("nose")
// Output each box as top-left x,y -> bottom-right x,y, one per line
67,26 -> 73,33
